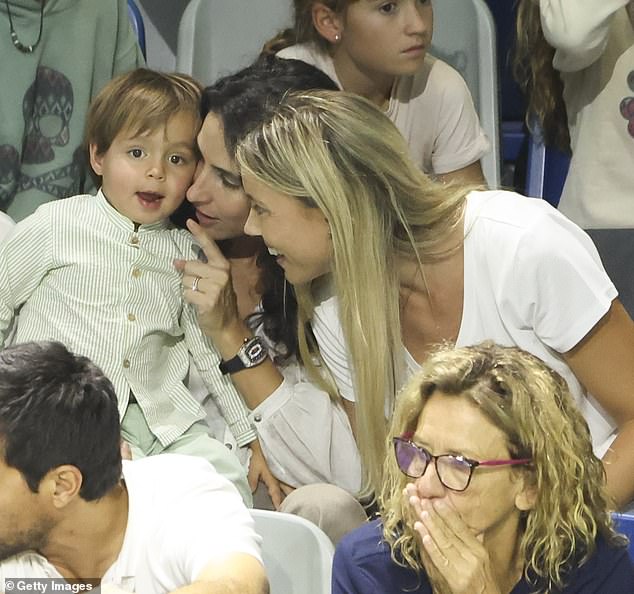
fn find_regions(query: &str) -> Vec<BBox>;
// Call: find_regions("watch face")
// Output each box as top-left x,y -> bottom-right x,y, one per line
220,337 -> 268,374
243,338 -> 266,365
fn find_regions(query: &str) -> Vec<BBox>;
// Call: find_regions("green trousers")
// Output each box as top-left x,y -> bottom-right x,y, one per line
121,403 -> 252,507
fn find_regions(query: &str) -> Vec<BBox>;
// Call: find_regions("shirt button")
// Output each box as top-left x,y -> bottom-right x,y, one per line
131,268 -> 141,278
130,236 -> 139,245
225,443 -> 233,450
123,359 -> 130,368
253,413 -> 262,422
127,313 -> 136,322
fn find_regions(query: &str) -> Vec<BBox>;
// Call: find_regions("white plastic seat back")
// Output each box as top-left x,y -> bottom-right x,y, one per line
251,509 -> 334,594
431,0 -> 500,187
176,0 -> 292,86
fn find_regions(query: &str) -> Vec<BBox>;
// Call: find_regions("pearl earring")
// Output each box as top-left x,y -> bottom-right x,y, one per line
334,33 -> 341,42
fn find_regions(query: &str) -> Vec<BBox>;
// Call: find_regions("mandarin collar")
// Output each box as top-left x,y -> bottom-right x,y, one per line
95,189 -> 171,234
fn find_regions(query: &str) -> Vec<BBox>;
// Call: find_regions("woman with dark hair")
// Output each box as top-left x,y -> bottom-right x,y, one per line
174,56 -> 363,525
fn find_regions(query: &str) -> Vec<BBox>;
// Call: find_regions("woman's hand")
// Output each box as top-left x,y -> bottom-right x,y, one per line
248,439 -> 284,509
175,218 -> 241,337
404,484 -> 502,594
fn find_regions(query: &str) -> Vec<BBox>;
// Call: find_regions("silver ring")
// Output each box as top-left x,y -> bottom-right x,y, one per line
191,276 -> 201,292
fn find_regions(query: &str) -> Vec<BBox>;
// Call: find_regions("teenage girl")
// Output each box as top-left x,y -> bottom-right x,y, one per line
265,0 -> 490,186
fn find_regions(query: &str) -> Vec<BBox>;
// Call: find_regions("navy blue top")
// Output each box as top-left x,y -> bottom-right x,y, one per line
332,519 -> 634,594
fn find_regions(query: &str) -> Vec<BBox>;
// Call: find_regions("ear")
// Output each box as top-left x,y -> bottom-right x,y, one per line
515,477 -> 538,512
41,465 -> 84,510
311,2 -> 344,44
89,143 -> 104,176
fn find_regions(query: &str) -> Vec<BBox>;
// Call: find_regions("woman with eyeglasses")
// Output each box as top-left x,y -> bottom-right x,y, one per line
236,90 -> 634,510
332,343 -> 634,594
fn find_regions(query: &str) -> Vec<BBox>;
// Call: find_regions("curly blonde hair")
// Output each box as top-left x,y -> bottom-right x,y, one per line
513,0 -> 570,152
381,342 -> 624,593
237,90 -> 468,497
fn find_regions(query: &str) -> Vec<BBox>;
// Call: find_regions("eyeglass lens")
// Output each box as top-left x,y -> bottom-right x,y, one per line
394,439 -> 472,491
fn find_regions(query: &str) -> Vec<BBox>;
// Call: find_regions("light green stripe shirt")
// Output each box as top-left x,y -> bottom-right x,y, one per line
0,191 -> 256,446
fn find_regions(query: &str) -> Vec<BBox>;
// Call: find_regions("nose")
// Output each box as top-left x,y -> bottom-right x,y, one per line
243,207 -> 261,236
186,161 -> 210,204
147,157 -> 165,180
404,0 -> 430,36
414,459 -> 446,499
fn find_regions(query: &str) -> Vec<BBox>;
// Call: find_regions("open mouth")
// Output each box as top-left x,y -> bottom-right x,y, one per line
137,191 -> 164,207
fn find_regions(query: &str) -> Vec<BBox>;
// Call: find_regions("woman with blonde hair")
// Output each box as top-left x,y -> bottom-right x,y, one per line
514,0 -> 634,228
264,0 -> 490,186
333,343 -> 634,593
234,90 -> 634,509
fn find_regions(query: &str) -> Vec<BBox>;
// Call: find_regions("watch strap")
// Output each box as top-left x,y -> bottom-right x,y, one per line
219,354 -> 246,375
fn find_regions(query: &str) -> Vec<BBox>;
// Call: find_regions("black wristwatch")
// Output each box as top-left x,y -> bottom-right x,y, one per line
219,336 -> 267,375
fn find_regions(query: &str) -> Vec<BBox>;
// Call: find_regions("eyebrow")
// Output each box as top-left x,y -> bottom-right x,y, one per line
212,165 -> 241,184
124,137 -> 195,152
410,435 -> 482,460
168,141 -> 197,150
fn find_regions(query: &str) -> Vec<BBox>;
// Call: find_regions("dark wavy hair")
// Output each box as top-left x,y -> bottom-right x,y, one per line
173,55 -> 337,360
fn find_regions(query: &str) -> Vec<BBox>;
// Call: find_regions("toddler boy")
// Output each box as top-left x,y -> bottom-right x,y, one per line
0,69 -> 255,504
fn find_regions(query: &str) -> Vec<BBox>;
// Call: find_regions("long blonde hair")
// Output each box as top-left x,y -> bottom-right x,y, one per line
236,90 -> 466,494
381,343 -> 624,593
513,0 -> 570,152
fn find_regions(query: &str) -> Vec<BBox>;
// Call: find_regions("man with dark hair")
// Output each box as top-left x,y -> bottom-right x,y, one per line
0,342 -> 268,594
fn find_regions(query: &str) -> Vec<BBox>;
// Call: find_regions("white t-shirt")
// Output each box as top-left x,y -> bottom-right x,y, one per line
540,0 -> 634,228
312,191 -> 618,455
0,455 -> 262,592
277,44 -> 490,177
